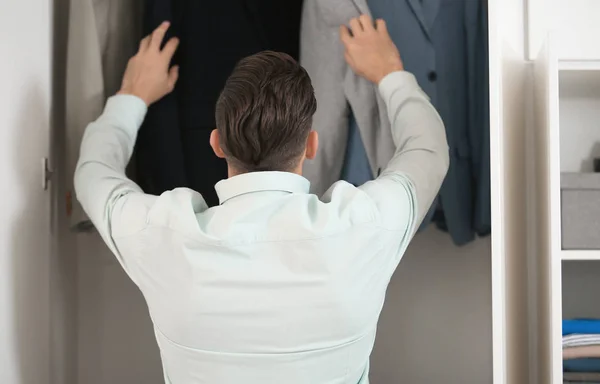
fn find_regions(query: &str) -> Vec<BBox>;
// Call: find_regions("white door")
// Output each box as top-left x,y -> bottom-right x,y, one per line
533,37 -> 561,384
0,1 -> 53,383
489,0 -> 532,380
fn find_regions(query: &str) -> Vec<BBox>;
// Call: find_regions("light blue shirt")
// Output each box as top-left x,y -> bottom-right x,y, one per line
74,71 -> 449,383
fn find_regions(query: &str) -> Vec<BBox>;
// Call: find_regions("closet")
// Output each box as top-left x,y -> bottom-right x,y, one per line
533,1 -> 600,383
0,0 -> 534,383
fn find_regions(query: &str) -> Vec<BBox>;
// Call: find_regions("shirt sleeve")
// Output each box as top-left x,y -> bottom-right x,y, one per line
74,94 -> 156,270
359,71 -> 450,234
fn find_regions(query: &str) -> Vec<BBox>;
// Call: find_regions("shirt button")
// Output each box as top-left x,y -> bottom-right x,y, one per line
428,71 -> 437,82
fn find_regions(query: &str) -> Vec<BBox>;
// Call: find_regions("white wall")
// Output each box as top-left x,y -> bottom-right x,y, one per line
77,235 -> 163,384
558,71 -> 600,173
0,1 -> 52,383
371,228 -> 492,384
562,261 -> 600,320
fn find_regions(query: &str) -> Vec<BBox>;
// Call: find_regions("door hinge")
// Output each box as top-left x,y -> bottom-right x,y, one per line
42,157 -> 53,191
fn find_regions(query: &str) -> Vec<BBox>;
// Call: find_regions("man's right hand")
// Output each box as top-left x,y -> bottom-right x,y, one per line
340,15 -> 404,85
118,21 -> 180,106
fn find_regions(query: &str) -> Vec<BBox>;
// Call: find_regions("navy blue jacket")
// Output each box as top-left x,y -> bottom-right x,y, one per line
343,0 -> 490,245
135,0 -> 303,206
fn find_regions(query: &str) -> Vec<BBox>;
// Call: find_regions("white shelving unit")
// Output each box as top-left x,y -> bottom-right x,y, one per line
528,0 -> 600,61
561,250 -> 600,261
535,34 -> 600,384
558,61 -> 600,71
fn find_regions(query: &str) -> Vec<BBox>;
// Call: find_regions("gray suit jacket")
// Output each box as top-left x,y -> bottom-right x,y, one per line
300,0 -> 489,245
300,0 -> 393,197
66,0 -> 142,231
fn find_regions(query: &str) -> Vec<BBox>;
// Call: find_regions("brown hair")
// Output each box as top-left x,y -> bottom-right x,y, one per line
215,51 -> 317,173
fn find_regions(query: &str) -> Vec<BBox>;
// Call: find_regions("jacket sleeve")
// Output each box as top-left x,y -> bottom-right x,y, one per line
65,0 -> 106,231
134,0 -> 188,194
467,0 -> 491,235
66,0 -> 143,232
359,71 -> 450,233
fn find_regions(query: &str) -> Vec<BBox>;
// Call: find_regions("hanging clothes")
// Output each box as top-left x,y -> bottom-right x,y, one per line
471,0 -> 491,237
301,0 -> 490,245
342,114 -> 438,232
301,0 -> 393,197
65,0 -> 143,231
341,114 -> 373,186
135,0 -> 304,206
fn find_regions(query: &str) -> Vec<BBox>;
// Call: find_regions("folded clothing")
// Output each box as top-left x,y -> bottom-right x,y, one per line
564,372 -> 600,381
564,335 -> 600,348
564,359 -> 600,373
564,320 -> 600,336
565,346 -> 600,360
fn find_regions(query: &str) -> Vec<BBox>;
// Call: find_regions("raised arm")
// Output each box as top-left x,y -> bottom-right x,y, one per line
74,22 -> 180,247
341,15 -> 449,231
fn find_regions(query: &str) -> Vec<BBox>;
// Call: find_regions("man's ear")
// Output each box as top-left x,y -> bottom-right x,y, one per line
210,129 -> 226,159
305,130 -> 318,160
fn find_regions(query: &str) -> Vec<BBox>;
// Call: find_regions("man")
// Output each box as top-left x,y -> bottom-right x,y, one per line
75,15 -> 449,384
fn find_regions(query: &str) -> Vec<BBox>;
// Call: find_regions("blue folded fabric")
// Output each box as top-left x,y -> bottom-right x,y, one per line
564,358 -> 600,373
563,319 -> 600,336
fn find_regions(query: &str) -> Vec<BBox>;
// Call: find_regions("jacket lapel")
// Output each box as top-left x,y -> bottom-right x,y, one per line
405,0 -> 432,41
423,0 -> 441,32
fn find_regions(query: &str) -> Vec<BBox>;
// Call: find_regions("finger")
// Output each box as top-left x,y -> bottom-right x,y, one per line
167,65 -> 180,91
349,17 -> 363,35
359,14 -> 374,31
161,37 -> 180,60
375,19 -> 387,34
139,35 -> 151,52
150,21 -> 170,50
339,25 -> 352,45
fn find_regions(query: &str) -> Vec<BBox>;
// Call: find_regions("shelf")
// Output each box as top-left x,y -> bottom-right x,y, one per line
561,250 -> 600,261
559,60 -> 600,71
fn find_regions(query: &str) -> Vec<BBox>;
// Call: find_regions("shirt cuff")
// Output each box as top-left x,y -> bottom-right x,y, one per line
378,71 -> 422,101
102,94 -> 148,134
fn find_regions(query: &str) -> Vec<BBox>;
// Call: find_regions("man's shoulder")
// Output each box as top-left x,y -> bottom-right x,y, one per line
136,188 -> 207,231
128,183 -> 389,244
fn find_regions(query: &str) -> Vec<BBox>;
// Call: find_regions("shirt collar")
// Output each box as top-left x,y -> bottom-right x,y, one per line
215,171 -> 311,204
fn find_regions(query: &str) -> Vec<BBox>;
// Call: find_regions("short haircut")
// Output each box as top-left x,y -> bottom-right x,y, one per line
215,51 -> 317,173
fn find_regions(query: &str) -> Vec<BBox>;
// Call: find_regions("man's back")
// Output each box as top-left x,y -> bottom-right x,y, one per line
116,171 -> 414,383
74,18 -> 448,383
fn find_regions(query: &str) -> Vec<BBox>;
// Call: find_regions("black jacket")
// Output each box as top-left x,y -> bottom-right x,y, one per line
135,0 -> 304,206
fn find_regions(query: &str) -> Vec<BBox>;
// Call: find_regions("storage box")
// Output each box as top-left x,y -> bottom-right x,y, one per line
561,172 -> 600,249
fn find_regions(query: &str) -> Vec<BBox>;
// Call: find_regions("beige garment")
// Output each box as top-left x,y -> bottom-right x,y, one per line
564,345 -> 600,359
66,0 -> 142,231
